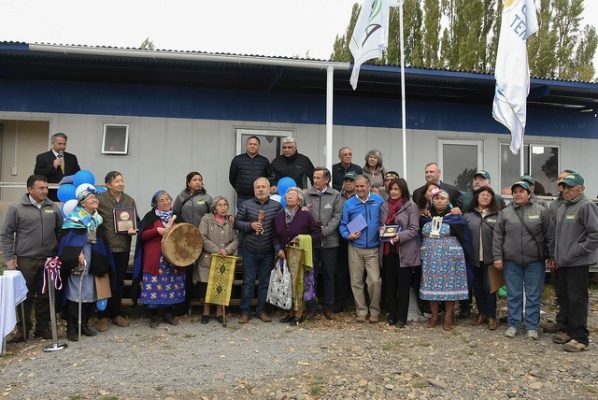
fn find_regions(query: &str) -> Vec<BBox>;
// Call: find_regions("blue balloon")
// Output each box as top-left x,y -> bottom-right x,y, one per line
277,177 -> 296,196
57,184 -> 77,202
73,170 -> 96,187
96,298 -> 108,311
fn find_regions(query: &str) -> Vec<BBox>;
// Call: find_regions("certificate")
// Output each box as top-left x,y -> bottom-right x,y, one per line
347,213 -> 367,234
113,207 -> 137,233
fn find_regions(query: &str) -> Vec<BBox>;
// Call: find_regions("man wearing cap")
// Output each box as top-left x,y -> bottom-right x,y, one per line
551,172 -> 598,352
332,146 -> 362,192
333,171 -> 357,312
412,162 -> 462,212
461,170 -> 506,212
0,174 -> 63,341
519,175 -> 548,209
304,167 -> 343,319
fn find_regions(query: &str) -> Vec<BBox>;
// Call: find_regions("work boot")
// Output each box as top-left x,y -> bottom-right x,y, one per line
66,324 -> 78,342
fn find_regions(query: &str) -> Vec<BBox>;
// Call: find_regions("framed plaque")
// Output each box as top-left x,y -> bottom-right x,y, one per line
379,225 -> 400,241
113,207 -> 137,233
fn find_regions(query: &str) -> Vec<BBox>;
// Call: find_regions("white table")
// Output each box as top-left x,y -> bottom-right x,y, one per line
0,270 -> 28,355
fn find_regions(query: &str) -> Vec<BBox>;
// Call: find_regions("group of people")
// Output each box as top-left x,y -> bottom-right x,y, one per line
1,133 -> 597,354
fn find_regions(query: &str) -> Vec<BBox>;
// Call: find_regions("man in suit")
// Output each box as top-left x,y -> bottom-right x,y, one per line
34,132 -> 81,201
412,162 -> 463,211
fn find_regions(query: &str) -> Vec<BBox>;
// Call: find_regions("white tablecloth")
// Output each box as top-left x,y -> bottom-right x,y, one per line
1,270 -> 28,353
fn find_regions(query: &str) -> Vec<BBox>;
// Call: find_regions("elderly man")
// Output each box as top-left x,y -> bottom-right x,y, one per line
235,177 -> 282,323
332,146 -> 362,191
304,167 -> 343,319
461,170 -> 506,212
551,172 -> 598,352
34,132 -> 81,201
269,136 -> 315,190
339,175 -> 384,323
229,135 -> 271,210
0,175 -> 63,340
412,162 -> 462,210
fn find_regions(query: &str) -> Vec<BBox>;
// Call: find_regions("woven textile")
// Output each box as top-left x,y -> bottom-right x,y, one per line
205,254 -> 237,306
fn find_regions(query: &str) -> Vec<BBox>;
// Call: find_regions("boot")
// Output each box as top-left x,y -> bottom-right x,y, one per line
67,322 -> 78,341
81,304 -> 97,337
67,301 -> 79,341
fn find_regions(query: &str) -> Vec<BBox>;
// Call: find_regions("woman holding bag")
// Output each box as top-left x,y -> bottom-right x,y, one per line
272,187 -> 321,325
196,196 -> 238,324
379,178 -> 420,327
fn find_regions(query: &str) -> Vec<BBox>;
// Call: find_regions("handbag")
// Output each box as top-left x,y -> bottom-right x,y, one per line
266,259 -> 293,310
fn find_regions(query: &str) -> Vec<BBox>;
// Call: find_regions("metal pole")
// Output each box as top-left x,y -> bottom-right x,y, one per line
399,3 -> 408,181
326,65 -> 334,173
43,267 -> 67,352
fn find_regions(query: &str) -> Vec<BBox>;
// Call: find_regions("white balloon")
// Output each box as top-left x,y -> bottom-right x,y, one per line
75,183 -> 96,198
270,194 -> 282,204
62,199 -> 79,217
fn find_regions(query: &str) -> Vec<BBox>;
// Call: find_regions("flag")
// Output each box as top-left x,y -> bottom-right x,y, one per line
492,0 -> 538,154
349,0 -> 402,90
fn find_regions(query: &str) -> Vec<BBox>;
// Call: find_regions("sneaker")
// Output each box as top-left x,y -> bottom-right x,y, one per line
552,332 -> 572,344
563,339 -> 587,352
355,315 -> 366,323
96,318 -> 110,332
258,313 -> 272,323
526,330 -> 539,340
238,314 -> 250,324
504,327 -> 517,338
112,316 -> 130,327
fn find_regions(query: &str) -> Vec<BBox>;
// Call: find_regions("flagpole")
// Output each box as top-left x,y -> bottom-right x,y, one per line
520,140 -> 525,176
399,2 -> 407,181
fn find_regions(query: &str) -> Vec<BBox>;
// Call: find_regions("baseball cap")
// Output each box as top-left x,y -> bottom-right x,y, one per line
511,180 -> 530,193
343,171 -> 357,180
519,175 -> 535,185
474,170 -> 491,180
558,173 -> 584,187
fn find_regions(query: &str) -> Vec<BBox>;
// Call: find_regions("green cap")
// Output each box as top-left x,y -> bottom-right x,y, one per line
558,173 -> 584,187
519,175 -> 535,185
343,171 -> 357,180
474,170 -> 491,180
511,180 -> 530,193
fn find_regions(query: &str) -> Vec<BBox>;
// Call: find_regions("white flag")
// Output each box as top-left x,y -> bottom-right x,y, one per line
492,0 -> 538,154
349,0 -> 401,90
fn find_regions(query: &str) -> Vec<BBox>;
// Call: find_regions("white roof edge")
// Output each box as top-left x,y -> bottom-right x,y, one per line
28,43 -> 351,71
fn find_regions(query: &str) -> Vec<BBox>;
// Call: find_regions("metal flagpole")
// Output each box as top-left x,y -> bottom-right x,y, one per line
399,2 -> 407,181
520,141 -> 525,176
43,265 -> 67,352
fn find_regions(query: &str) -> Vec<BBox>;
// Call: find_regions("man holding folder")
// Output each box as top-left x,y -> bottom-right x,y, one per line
339,175 -> 384,323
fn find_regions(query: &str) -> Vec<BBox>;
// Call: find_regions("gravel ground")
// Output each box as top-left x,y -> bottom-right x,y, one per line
1,290 -> 597,400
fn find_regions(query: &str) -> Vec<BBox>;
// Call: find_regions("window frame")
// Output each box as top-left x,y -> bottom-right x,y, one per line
101,123 -> 130,155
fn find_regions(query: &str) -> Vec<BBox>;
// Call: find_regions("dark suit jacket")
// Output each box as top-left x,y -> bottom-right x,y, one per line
34,150 -> 81,201
412,181 -> 463,210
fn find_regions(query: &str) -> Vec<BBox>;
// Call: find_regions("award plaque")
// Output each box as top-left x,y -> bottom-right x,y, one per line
379,225 -> 400,241
113,208 -> 137,233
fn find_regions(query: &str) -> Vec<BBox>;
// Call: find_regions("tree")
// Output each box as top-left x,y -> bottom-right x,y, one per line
331,0 -> 596,80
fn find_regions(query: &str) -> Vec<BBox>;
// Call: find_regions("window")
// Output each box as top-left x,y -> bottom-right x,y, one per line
438,140 -> 483,191
102,124 -> 129,155
235,128 -> 293,162
499,144 -> 559,196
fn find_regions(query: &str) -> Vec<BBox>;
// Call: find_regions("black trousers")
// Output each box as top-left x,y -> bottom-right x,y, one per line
16,257 -> 50,333
555,265 -> 590,345
334,239 -> 352,310
382,253 -> 413,324
98,251 -> 128,319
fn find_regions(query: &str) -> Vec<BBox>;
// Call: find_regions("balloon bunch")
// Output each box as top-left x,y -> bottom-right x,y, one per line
273,177 -> 296,208
57,170 -> 106,216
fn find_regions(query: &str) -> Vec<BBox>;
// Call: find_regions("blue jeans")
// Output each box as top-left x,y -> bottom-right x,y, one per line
240,250 -> 274,316
312,247 -> 337,310
504,260 -> 545,330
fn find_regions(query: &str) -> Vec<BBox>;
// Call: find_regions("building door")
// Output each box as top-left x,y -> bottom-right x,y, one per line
438,140 -> 483,192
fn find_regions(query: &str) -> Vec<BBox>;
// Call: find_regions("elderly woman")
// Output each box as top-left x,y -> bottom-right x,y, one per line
95,170 -> 138,331
173,171 -> 212,313
379,178 -> 420,327
464,186 -> 500,330
362,149 -> 386,193
59,190 -> 115,341
273,187 -> 321,325
196,196 -> 239,324
133,191 -> 186,328
420,189 -> 471,330
493,181 -> 554,340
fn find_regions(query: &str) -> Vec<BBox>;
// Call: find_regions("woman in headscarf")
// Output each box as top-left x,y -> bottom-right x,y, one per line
59,189 -> 115,341
133,191 -> 186,328
172,171 -> 213,314
419,188 -> 471,331
464,186 -> 501,330
379,178 -> 420,327
361,149 -> 386,193
196,196 -> 238,324
273,187 -> 321,325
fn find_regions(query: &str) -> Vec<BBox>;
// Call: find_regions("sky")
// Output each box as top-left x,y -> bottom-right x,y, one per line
0,0 -> 597,65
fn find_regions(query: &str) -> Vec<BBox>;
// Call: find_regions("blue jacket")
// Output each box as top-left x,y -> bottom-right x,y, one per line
339,193 -> 384,249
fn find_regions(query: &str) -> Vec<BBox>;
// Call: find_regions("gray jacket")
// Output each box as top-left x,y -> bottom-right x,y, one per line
554,194 -> 598,267
379,200 -> 421,267
196,213 -> 239,282
493,202 -> 554,265
465,208 -> 499,267
304,186 -> 343,248
0,194 -> 62,260
173,190 -> 213,226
